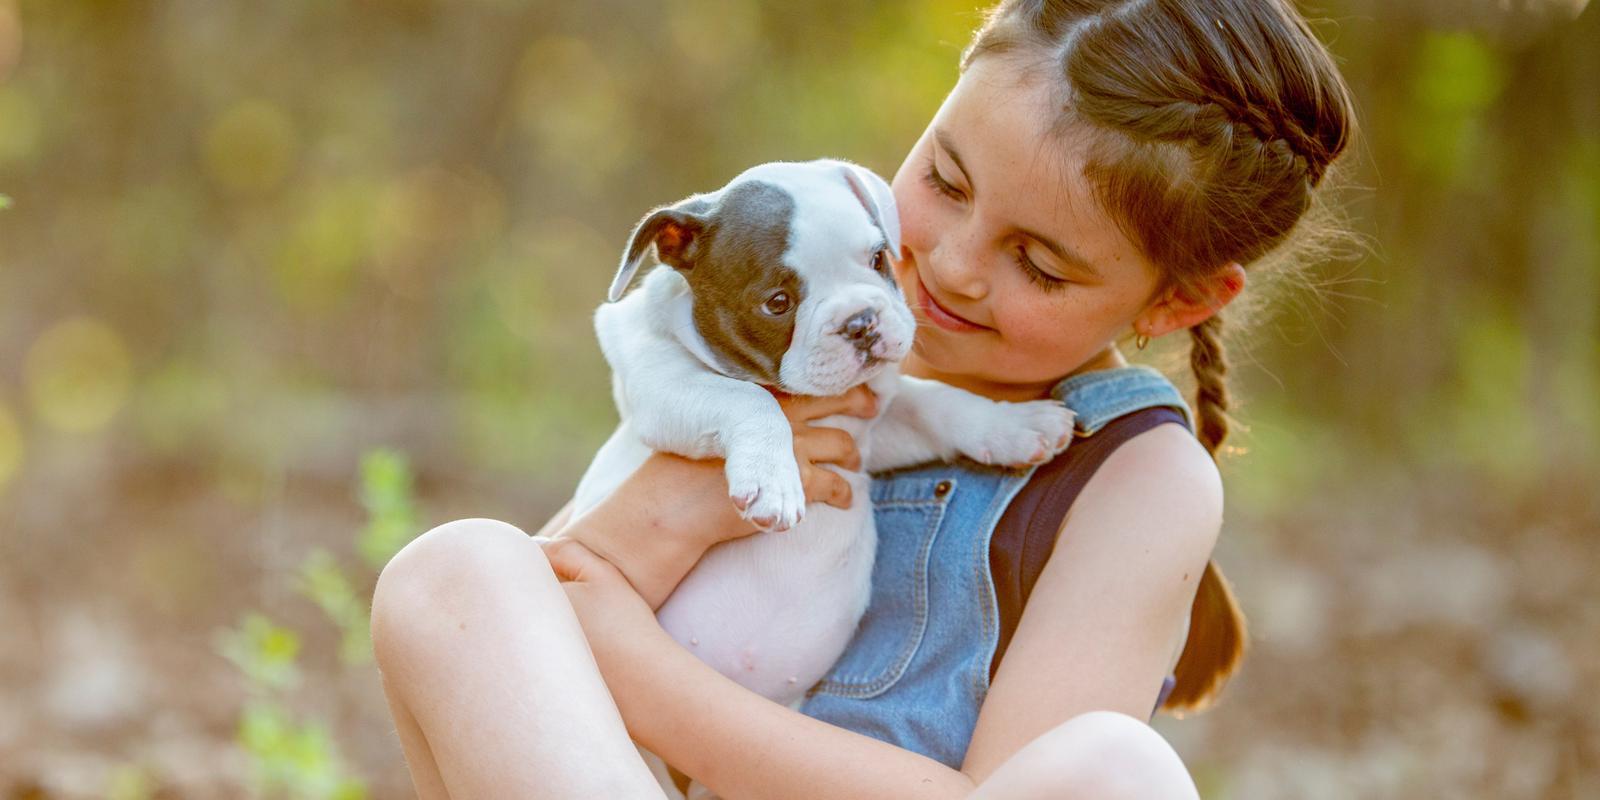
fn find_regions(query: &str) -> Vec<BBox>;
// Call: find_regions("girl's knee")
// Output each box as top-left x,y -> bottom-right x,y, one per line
371,519 -> 553,656
987,712 -> 1198,800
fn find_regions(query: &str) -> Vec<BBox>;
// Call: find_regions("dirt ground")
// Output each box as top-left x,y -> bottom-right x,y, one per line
0,438 -> 1595,800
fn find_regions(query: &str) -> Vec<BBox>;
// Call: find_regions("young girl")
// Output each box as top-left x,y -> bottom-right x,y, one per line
369,0 -> 1353,797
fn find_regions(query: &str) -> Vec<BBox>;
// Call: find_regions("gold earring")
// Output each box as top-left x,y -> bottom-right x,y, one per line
1135,333 -> 1150,350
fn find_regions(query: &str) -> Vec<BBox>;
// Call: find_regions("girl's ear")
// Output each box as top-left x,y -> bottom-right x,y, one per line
1135,264 -> 1246,339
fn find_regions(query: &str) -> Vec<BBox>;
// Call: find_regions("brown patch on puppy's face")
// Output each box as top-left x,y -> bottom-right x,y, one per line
673,181 -> 802,386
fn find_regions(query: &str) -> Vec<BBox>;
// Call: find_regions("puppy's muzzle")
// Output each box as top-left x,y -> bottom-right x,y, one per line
841,309 -> 881,354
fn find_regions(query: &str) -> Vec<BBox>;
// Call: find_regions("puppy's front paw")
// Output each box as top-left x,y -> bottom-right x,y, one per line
964,400 -> 1076,467
725,453 -> 806,532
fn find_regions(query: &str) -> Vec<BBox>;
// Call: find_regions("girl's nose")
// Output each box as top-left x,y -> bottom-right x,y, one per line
928,224 -> 988,300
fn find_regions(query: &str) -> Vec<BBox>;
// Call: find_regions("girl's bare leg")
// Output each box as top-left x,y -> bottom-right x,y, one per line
371,518 -> 668,800
968,711 -> 1200,800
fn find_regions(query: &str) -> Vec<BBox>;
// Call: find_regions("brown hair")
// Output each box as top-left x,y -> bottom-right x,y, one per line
966,0 -> 1354,712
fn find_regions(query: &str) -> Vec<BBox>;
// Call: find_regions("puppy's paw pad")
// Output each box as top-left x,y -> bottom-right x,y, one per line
725,456 -> 806,532
741,484 -> 805,532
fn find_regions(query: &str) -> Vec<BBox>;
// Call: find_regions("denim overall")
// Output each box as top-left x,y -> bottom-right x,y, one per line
800,365 -> 1192,769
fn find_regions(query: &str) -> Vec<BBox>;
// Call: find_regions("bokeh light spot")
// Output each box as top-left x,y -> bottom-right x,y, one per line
0,401 -> 24,489
203,99 -> 300,193
24,317 -> 135,435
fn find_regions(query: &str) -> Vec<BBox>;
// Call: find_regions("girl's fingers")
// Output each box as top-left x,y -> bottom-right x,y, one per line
776,384 -> 878,424
795,425 -> 861,471
538,537 -> 621,585
794,426 -> 858,509
801,464 -> 853,509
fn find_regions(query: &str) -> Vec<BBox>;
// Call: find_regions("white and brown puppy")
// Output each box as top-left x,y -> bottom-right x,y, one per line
570,160 -> 1074,709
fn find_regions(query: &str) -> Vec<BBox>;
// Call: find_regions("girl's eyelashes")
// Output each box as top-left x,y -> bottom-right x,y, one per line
923,157 -> 964,201
921,146 -> 1070,292
1016,247 -> 1070,291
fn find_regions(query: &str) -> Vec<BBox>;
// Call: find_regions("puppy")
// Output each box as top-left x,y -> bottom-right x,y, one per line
572,158 -> 1074,707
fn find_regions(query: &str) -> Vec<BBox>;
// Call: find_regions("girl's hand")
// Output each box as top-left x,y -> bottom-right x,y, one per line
773,383 -> 878,512
550,383 -> 877,610
538,536 -> 658,652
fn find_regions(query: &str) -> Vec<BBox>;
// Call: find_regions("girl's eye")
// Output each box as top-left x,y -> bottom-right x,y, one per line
923,158 -> 964,201
761,291 -> 794,316
1016,248 -> 1069,291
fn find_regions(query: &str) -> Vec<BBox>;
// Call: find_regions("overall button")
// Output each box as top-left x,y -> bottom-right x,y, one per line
934,480 -> 953,498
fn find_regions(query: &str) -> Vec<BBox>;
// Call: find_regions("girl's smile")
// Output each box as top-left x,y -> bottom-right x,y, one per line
912,270 -> 991,333
889,56 -> 1165,403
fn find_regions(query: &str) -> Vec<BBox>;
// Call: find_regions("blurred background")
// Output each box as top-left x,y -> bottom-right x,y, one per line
0,0 -> 1595,797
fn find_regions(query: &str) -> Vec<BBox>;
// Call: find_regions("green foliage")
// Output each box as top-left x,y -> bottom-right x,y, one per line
1400,29 -> 1507,186
1412,31 -> 1508,114
215,446 -> 421,798
357,448 -> 421,571
239,701 -> 368,800
0,194 -> 11,209
294,549 -> 373,666
215,613 -> 303,692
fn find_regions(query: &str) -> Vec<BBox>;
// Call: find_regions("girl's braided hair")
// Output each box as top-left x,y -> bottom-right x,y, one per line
966,0 -> 1354,711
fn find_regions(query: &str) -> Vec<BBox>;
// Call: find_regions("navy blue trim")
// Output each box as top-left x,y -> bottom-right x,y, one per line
988,406 -> 1190,680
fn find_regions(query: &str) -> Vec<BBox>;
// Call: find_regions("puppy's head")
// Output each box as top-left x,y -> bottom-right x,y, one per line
611,160 -> 912,396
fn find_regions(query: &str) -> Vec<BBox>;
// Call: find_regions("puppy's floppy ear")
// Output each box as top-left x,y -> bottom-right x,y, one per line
839,163 -> 901,258
609,198 -> 711,302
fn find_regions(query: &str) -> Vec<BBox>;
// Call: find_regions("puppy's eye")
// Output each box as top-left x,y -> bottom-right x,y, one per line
761,291 -> 794,316
870,250 -> 896,286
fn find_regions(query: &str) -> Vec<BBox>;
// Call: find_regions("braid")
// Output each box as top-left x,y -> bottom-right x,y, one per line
1189,314 -> 1229,457
1160,314 -> 1246,713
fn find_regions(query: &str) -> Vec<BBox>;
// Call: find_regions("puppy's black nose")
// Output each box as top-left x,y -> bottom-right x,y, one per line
842,310 -> 880,352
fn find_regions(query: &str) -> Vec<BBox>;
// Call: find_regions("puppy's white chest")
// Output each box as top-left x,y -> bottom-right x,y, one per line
655,465 -> 877,706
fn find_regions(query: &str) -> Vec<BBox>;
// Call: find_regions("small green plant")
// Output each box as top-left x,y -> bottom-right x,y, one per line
216,612 -> 303,691
238,702 -> 367,800
356,448 -> 422,570
215,613 -> 365,800
295,549 -> 373,666
216,447 -> 425,800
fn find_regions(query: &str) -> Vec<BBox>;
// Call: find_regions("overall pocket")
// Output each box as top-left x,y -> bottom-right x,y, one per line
809,494 -> 947,698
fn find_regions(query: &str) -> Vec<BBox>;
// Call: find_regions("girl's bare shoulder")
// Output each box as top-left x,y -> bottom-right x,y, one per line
1070,421 -> 1224,547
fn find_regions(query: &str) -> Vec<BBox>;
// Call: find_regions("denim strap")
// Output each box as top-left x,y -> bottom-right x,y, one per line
1052,365 -> 1192,436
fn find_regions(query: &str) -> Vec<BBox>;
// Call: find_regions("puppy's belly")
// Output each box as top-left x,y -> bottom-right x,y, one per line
571,420 -> 653,517
656,471 -> 876,706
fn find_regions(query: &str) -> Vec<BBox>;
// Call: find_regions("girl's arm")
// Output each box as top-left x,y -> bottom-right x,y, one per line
962,422 -> 1221,779
546,387 -> 877,609
545,421 -> 1223,798
543,538 -> 978,800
